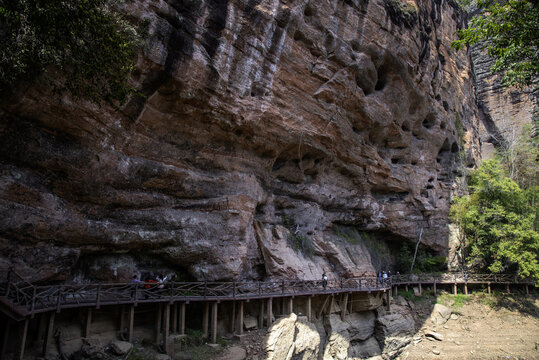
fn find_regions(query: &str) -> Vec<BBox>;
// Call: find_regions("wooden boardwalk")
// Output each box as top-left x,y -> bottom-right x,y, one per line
0,271 -> 533,360
391,273 -> 533,297
0,271 -> 533,320
0,271 -> 391,359
0,273 -> 387,319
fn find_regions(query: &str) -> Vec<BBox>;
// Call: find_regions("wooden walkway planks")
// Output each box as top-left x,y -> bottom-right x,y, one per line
0,272 -> 533,320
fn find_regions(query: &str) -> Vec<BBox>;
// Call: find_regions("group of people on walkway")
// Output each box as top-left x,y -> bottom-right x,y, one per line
377,270 -> 399,285
132,274 -> 169,287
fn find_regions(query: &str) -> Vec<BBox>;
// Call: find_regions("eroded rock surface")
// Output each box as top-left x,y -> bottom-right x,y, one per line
266,301 -> 415,360
0,0 -> 480,282
471,43 -> 538,159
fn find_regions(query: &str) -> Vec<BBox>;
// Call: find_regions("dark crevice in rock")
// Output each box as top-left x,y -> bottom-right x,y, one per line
476,100 -> 507,149
200,0 -> 229,60
382,0 -> 418,29
422,113 -> 437,129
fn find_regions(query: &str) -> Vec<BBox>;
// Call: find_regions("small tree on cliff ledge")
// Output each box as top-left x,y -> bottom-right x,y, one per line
452,0 -> 539,88
0,0 -> 146,106
450,159 -> 539,285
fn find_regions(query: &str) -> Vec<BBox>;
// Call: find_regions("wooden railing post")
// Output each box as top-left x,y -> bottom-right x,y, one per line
56,287 -> 62,313
30,286 -> 36,318
96,285 -> 101,309
233,282 -> 236,299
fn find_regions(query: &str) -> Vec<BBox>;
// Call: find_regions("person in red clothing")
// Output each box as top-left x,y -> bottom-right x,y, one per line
145,278 -> 157,289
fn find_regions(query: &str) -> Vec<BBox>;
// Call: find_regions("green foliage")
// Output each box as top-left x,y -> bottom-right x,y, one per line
282,215 -> 314,257
437,293 -> 470,308
0,0 -> 146,105
395,242 -> 448,274
498,125 -> 539,190
452,0 -> 539,88
450,159 -> 539,284
456,0 -> 475,11
452,294 -> 471,307
397,289 -> 421,302
176,329 -> 223,360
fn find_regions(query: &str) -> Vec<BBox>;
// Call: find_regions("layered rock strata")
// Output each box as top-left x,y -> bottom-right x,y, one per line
471,44 -> 538,159
0,0 -> 480,282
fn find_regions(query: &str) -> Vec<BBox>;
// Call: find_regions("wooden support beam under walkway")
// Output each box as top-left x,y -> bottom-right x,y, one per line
42,312 -> 55,357
210,302 -> 218,345
266,298 -> 273,327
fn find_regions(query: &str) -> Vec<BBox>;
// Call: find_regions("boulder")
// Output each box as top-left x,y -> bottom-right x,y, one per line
266,313 -> 321,360
325,314 -> 350,334
322,332 -> 350,360
375,306 -> 415,358
348,337 -> 382,358
430,304 -> 452,325
376,311 -> 415,337
345,311 -> 376,341
266,313 -> 297,360
218,346 -> 246,360
294,318 -> 321,359
154,354 -> 171,360
243,315 -> 258,330
394,296 -> 408,307
80,344 -> 105,360
109,340 -> 132,355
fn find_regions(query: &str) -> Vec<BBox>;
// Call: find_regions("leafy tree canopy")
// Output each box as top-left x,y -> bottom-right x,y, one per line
0,0 -> 146,106
452,0 -> 539,88
450,159 -> 539,285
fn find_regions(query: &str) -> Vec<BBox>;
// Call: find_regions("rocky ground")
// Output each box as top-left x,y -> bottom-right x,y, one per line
23,291 -> 536,360
212,291 -> 539,360
399,291 -> 539,360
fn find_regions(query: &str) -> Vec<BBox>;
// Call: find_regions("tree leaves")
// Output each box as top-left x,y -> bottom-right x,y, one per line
452,0 -> 539,88
0,0 -> 146,106
450,159 -> 539,285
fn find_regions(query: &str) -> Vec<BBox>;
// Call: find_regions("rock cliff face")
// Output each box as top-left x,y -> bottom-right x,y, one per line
471,44 -> 538,159
0,0 -> 480,282
265,299 -> 415,360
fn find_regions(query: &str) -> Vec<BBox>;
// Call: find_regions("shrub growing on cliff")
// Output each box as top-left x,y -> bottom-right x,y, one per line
452,0 -> 539,88
282,215 -> 314,257
450,159 -> 539,284
395,242 -> 447,274
0,0 -> 145,105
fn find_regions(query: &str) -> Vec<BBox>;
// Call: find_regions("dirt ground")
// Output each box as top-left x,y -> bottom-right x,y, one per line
400,292 -> 539,360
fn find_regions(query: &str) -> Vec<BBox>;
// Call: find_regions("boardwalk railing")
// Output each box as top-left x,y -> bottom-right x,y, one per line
1,276 -> 387,318
391,273 -> 531,284
1,272 -> 533,319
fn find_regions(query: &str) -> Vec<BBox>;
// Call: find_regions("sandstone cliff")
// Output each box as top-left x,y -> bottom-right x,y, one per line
471,43 -> 538,159
0,0 -> 480,283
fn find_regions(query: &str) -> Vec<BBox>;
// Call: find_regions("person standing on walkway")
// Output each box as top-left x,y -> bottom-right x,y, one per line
131,274 -> 141,299
322,272 -> 328,290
